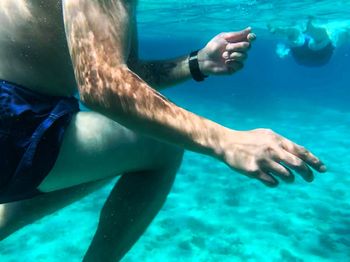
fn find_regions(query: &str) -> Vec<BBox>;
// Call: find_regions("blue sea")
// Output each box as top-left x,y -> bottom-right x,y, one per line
1,0 -> 350,261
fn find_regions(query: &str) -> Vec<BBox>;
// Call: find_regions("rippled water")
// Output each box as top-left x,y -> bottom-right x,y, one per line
137,0 -> 350,37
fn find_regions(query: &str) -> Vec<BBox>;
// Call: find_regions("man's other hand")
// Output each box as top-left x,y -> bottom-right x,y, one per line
198,27 -> 256,76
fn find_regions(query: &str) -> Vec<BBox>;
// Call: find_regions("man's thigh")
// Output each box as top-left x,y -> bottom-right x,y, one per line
38,111 -> 182,192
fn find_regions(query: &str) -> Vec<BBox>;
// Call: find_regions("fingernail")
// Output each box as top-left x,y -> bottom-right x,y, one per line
248,33 -> 256,41
319,165 -> 327,172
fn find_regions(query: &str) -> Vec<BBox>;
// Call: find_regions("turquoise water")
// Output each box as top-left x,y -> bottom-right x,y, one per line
1,0 -> 350,261
137,0 -> 350,38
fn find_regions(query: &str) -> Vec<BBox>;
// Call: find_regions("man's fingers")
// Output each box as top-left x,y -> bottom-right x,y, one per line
276,150 -> 314,182
223,27 -> 252,43
263,161 -> 295,183
222,51 -> 247,61
225,60 -> 244,72
256,171 -> 279,187
226,42 -> 250,52
281,139 -> 326,173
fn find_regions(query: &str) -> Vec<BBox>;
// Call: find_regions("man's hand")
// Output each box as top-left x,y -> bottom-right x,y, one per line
218,128 -> 327,187
198,27 -> 256,76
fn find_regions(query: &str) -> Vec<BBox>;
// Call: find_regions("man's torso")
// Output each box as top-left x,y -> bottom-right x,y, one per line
0,0 -> 135,96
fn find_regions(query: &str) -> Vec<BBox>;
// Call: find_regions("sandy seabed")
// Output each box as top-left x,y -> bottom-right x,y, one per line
0,98 -> 349,262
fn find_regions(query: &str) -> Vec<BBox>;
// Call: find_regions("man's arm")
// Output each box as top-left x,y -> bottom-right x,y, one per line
128,56 -> 191,90
63,0 -> 326,187
63,0 -> 226,155
127,15 -> 255,90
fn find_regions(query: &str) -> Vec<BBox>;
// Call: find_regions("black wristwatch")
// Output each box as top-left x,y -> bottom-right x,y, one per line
189,50 -> 208,82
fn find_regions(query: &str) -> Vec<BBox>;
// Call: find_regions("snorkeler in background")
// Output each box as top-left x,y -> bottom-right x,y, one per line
268,18 -> 350,67
0,1 -> 326,261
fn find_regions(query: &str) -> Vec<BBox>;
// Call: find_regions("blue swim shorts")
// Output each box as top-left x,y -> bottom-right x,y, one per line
0,80 -> 79,203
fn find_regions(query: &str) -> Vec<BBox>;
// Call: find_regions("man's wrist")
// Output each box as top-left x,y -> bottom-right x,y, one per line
197,49 -> 210,76
189,50 -> 208,82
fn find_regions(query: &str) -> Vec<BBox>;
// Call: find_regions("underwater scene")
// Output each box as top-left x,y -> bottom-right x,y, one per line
1,0 -> 350,261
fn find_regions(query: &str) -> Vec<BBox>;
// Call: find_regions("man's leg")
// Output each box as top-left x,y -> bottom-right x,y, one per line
83,150 -> 182,261
37,111 -> 184,261
0,179 -> 112,241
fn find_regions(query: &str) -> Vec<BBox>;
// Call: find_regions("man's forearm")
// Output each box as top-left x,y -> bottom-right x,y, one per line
80,66 -> 228,158
129,56 -> 192,90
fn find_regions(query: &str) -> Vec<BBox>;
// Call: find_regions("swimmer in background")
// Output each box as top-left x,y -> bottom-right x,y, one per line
268,18 -> 350,67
